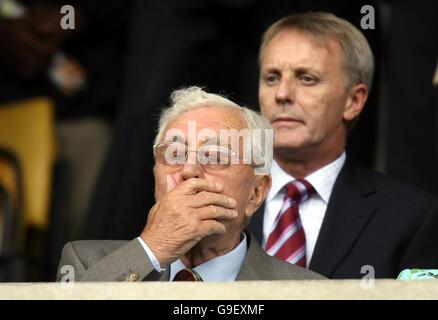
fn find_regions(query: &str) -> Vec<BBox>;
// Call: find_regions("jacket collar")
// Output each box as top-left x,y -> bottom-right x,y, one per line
248,158 -> 378,277
308,159 -> 377,276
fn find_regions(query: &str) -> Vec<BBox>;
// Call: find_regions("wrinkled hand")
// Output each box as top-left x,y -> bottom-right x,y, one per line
140,176 -> 238,267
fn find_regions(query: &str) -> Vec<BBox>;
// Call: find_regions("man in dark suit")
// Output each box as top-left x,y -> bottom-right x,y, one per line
249,12 -> 438,279
57,87 -> 323,281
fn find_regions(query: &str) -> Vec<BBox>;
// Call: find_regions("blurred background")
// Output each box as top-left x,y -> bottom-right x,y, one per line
0,0 -> 436,281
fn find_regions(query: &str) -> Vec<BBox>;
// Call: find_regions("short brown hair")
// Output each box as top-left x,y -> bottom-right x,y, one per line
259,12 -> 374,89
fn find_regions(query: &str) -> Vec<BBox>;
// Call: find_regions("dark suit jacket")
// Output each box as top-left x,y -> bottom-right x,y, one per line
249,159 -> 438,279
57,231 -> 324,281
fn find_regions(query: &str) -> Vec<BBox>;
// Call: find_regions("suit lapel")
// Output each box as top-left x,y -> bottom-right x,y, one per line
144,232 -> 264,281
142,268 -> 170,281
236,231 -> 268,280
248,204 -> 265,245
309,160 -> 377,277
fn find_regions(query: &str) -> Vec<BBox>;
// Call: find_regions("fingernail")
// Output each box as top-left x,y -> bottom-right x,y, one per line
229,198 -> 237,206
215,182 -> 223,190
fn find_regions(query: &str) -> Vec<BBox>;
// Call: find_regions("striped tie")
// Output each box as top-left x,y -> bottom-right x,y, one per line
265,179 -> 315,267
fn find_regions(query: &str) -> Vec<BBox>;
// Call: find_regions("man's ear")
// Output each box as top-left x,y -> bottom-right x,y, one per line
245,175 -> 272,219
343,83 -> 368,122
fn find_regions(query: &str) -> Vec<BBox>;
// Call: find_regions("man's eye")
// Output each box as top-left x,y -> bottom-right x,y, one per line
172,150 -> 185,159
299,75 -> 318,85
199,148 -> 231,164
264,74 -> 279,86
200,149 -> 221,162
162,143 -> 186,163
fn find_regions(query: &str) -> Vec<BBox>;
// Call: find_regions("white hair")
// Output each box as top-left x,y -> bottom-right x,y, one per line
154,86 -> 273,173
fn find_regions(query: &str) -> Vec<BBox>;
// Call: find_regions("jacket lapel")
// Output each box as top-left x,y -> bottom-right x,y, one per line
248,204 -> 265,245
142,268 -> 170,281
309,160 -> 377,277
236,230 -> 268,280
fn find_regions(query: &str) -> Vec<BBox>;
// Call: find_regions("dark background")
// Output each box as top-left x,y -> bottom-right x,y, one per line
0,0 -> 437,281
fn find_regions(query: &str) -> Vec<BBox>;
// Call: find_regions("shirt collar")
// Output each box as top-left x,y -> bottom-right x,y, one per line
170,232 -> 247,282
267,152 -> 346,204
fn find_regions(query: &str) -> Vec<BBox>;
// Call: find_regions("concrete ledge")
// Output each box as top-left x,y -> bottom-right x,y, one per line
0,280 -> 438,300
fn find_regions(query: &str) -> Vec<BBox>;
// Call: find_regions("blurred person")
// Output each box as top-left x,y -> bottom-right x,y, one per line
386,0 -> 438,195
0,0 -> 131,279
249,12 -> 438,278
57,87 -> 324,281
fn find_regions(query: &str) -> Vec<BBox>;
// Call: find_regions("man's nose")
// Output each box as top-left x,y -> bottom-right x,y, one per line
275,77 -> 295,107
180,150 -> 203,179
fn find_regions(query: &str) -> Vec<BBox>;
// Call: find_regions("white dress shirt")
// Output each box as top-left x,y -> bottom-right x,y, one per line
263,152 -> 346,266
137,233 -> 247,281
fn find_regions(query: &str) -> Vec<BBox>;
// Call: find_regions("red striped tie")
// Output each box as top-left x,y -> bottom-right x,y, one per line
265,179 -> 315,268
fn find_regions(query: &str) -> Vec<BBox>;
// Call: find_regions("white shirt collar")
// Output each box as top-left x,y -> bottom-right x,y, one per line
267,152 -> 346,204
170,232 -> 247,282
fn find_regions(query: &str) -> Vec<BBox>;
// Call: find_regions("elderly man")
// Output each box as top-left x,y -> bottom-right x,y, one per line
57,86 -> 323,281
249,12 -> 438,278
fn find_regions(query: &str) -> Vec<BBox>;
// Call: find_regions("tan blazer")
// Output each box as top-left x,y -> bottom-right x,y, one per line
57,231 -> 325,281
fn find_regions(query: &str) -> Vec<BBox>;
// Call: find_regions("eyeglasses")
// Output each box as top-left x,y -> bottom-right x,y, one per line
153,142 -> 263,171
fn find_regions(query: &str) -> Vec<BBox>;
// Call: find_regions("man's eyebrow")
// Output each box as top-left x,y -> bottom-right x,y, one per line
261,65 -> 280,73
164,135 -> 186,143
295,66 -> 321,75
262,64 -> 322,76
200,139 -> 230,148
199,138 -> 219,146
